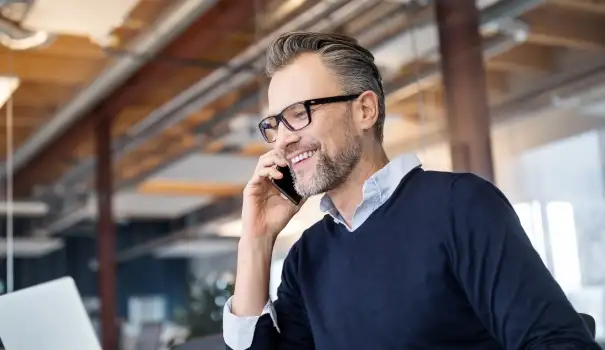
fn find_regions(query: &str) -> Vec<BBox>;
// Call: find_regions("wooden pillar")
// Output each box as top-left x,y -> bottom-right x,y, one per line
435,0 -> 495,181
95,116 -> 117,350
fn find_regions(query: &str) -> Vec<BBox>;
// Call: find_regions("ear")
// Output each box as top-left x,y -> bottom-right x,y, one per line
356,90 -> 380,133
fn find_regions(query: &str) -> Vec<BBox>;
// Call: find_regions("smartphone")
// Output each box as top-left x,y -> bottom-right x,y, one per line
271,165 -> 302,205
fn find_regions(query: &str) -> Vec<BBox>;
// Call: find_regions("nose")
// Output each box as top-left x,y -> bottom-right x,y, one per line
274,122 -> 301,152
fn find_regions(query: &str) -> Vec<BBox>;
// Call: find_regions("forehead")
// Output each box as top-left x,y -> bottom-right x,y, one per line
267,53 -> 342,115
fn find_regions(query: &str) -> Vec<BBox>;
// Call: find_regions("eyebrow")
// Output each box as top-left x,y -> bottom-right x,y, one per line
267,100 -> 299,117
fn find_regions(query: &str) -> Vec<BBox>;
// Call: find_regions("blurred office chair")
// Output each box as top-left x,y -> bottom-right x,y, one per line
579,313 -> 596,339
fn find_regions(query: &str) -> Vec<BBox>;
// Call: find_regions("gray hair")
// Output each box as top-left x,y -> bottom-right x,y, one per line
265,31 -> 386,142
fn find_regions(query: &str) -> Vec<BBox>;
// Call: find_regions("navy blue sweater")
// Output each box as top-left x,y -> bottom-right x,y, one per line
240,169 -> 598,349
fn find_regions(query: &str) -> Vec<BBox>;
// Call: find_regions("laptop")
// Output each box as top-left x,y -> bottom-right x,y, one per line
0,276 -> 101,350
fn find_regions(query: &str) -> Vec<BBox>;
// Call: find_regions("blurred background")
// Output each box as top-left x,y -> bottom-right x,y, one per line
0,0 -> 604,349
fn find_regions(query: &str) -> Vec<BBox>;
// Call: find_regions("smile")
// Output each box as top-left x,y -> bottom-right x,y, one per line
289,150 -> 317,165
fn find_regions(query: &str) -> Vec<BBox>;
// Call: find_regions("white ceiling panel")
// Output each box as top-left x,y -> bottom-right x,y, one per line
154,238 -> 237,258
24,0 -> 140,46
0,237 -> 63,258
112,192 -> 212,219
150,153 -> 258,184
82,191 -> 212,220
0,201 -> 48,217
373,24 -> 438,71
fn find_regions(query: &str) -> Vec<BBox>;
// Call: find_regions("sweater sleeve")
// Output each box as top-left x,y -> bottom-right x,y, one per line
448,174 -> 599,350
223,240 -> 315,350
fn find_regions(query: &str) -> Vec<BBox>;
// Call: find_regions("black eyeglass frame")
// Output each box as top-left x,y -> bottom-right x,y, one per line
258,93 -> 361,143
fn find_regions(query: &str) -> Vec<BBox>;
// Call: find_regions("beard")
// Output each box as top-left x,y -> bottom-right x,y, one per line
291,123 -> 362,198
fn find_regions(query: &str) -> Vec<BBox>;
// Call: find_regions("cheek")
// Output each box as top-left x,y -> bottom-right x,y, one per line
322,124 -> 348,150
306,112 -> 348,151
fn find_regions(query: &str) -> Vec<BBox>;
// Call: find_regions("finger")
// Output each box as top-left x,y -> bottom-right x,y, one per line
257,167 -> 283,180
259,149 -> 288,163
274,152 -> 288,165
259,154 -> 288,168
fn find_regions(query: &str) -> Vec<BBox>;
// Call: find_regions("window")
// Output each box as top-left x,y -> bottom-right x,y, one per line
128,296 -> 166,325
513,201 -> 547,265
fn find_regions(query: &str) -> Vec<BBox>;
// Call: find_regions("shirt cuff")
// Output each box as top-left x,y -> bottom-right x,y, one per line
223,296 -> 280,350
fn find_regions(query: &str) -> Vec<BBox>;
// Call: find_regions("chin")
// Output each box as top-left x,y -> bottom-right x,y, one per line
293,177 -> 314,197
293,173 -> 311,189
295,177 -> 330,198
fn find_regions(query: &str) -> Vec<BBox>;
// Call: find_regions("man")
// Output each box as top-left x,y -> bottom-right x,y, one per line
222,31 -> 598,349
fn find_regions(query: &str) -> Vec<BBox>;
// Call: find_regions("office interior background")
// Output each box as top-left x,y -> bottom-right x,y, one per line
0,0 -> 604,349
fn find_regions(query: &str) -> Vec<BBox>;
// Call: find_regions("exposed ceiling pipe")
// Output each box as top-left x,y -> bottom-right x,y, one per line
382,54 -> 605,161
129,0 -> 541,186
120,36 -> 524,228
34,0 -> 384,235
491,53 -> 605,120
385,33 -> 521,102
117,0 -> 380,152
108,1 -> 555,259
384,0 -> 544,102
39,0 -> 545,237
54,0 -> 541,193
125,0 -> 365,137
2,0 -> 219,177
53,0 -> 386,188
121,0 -> 542,182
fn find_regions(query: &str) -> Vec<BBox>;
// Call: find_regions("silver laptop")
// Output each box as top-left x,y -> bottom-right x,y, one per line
0,276 -> 101,350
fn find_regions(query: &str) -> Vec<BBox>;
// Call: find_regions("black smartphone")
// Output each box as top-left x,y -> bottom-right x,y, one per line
271,165 -> 302,205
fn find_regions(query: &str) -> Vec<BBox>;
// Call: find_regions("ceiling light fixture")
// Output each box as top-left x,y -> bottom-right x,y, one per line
0,15 -> 52,50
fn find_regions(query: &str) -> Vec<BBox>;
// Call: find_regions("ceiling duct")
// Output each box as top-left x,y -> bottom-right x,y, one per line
0,0 -> 52,50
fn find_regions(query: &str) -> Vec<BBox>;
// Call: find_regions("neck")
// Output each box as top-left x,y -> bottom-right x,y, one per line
327,144 -> 389,227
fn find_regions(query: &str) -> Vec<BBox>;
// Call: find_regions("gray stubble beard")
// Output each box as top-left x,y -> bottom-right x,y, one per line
292,126 -> 362,198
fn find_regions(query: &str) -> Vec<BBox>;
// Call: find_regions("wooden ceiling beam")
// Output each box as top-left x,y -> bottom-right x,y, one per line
138,180 -> 244,197
112,0 -> 181,47
14,0 -> 266,196
0,105 -> 52,153
485,71 -> 509,95
261,0 -> 313,31
0,52 -> 106,85
12,82 -> 79,109
387,67 -> 511,121
0,105 -> 50,119
0,128 -> 34,139
0,116 -> 46,128
112,105 -> 157,137
547,0 -> 605,15
525,9 -> 605,50
0,35 -> 105,59
388,89 -> 445,121
386,73 -> 441,104
487,44 -> 554,72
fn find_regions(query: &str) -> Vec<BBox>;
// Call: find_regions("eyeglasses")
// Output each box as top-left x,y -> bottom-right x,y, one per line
258,94 -> 361,143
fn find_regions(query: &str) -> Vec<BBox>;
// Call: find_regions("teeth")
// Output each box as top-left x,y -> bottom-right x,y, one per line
291,150 -> 315,164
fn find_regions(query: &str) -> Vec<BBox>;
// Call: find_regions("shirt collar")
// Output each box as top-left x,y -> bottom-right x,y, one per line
319,153 -> 422,221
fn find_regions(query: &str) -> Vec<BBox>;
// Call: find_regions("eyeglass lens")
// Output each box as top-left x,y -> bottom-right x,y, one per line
262,102 -> 311,142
